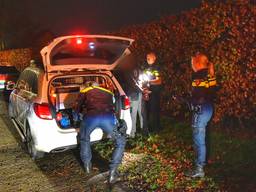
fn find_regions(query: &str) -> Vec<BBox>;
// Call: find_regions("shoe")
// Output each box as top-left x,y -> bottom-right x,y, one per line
84,162 -> 92,174
108,168 -> 121,184
185,166 -> 205,178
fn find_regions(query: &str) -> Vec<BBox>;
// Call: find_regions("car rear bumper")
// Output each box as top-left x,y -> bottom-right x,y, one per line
28,114 -> 78,153
28,112 -> 107,153
25,104 -> 131,153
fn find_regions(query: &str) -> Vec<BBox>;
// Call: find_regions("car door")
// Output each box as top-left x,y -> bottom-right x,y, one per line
10,70 -> 27,119
14,70 -> 38,130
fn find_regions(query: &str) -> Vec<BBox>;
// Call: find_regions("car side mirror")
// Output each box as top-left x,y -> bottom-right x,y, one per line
6,81 -> 16,90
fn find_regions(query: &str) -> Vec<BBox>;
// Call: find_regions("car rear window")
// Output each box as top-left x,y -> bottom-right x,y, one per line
50,37 -> 130,65
51,75 -> 115,89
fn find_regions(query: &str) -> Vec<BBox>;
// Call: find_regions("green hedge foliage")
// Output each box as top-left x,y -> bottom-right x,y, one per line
113,0 -> 256,124
0,48 -> 32,71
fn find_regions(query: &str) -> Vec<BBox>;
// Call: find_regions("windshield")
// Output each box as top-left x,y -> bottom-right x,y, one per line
50,37 -> 130,65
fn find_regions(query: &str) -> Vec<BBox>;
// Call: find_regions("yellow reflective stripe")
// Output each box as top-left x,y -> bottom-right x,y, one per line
144,70 -> 160,76
192,81 -> 209,87
80,87 -> 93,93
208,79 -> 217,86
154,72 -> 160,77
208,76 -> 217,86
192,80 -> 216,88
80,86 -> 113,95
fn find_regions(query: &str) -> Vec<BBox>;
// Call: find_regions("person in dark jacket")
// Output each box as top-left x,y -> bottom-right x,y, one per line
114,55 -> 149,137
127,63 -> 149,137
185,52 -> 217,178
74,81 -> 126,184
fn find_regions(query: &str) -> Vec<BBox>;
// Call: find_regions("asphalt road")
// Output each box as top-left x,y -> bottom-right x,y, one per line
0,92 -> 132,192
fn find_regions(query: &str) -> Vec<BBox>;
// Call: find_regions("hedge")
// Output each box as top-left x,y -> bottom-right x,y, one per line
0,48 -> 32,71
113,0 -> 256,125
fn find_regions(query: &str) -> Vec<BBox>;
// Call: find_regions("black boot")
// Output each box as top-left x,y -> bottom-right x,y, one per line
84,162 -> 92,174
108,167 -> 120,184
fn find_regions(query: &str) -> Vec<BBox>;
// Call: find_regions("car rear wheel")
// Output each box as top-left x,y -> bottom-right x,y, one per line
26,124 -> 45,160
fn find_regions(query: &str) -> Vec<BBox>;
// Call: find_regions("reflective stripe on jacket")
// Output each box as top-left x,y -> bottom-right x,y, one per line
192,76 -> 217,88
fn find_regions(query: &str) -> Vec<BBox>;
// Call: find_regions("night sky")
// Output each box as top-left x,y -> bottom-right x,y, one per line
28,0 -> 202,35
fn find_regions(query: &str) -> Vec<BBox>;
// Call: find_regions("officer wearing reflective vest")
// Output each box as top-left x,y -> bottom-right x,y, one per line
185,52 -> 217,178
74,81 -> 126,184
142,52 -> 162,133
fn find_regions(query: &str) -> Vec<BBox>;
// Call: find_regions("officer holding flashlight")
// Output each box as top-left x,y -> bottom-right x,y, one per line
143,52 -> 162,133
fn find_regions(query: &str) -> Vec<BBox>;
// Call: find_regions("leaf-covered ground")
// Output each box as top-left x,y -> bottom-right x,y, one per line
94,117 -> 256,191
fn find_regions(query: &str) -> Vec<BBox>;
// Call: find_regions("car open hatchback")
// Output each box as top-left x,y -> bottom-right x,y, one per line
8,35 -> 133,159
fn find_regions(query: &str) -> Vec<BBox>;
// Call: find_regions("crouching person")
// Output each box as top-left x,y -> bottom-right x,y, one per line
74,81 -> 127,184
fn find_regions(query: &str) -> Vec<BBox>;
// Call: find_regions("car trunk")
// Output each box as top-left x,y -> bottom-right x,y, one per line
48,73 -> 122,129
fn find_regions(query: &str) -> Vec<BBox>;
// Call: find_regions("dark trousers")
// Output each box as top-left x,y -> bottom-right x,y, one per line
146,90 -> 161,132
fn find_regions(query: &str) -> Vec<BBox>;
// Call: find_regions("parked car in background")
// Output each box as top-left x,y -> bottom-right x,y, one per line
8,35 -> 133,159
0,66 -> 19,91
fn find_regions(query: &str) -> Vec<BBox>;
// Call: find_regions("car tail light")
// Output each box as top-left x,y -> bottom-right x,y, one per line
33,103 -> 53,120
0,74 -> 6,80
0,75 -> 6,84
122,96 -> 130,110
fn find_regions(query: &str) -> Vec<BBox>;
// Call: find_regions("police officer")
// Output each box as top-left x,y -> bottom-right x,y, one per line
74,81 -> 126,184
185,52 -> 217,178
143,52 -> 162,133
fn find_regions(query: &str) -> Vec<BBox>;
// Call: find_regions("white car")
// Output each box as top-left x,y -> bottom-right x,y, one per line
8,35 -> 133,159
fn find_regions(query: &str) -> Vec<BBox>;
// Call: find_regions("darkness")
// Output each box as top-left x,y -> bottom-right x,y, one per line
29,0 -> 202,35
0,0 -> 201,49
